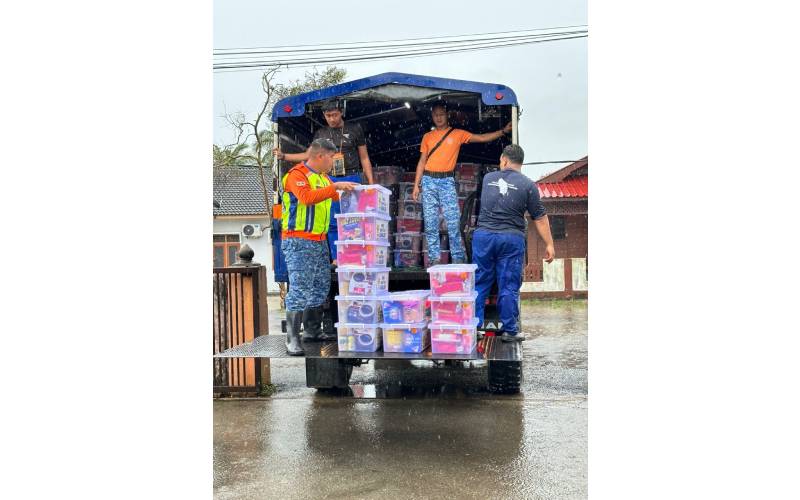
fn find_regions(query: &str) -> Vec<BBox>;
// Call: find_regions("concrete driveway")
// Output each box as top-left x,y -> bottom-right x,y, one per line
214,299 -> 587,499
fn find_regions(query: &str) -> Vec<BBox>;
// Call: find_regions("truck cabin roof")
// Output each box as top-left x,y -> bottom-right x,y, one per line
272,72 -> 518,168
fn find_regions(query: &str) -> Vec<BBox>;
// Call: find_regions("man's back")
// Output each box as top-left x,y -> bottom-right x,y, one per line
477,169 -> 545,235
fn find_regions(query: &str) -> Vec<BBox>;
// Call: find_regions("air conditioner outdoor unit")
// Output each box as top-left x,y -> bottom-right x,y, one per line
242,224 -> 263,238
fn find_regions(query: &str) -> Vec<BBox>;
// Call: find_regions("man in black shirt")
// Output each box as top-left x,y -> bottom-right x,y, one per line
473,144 -> 555,342
275,100 -> 375,262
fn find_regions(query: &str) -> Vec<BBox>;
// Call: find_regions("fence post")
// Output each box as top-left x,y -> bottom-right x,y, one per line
232,244 -> 271,388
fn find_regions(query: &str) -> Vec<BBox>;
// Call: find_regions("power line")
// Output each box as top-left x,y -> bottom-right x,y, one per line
213,31 -> 585,61
214,30 -> 587,60
214,34 -> 587,72
214,24 -> 588,53
214,31 -> 586,66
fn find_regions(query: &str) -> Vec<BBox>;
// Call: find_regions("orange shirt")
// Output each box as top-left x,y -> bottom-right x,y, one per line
420,128 -> 472,172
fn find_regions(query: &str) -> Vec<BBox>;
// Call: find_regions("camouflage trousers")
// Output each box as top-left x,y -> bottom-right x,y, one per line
421,175 -> 466,262
281,237 -> 331,312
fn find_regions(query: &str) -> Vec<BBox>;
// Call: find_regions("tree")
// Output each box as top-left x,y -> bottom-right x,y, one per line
214,66 -> 347,224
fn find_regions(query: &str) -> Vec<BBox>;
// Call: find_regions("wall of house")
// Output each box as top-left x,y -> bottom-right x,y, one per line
213,218 -> 280,293
522,213 -> 588,298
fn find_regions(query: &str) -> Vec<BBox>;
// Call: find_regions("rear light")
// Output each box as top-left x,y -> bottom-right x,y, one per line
283,104 -> 293,113
495,92 -> 504,100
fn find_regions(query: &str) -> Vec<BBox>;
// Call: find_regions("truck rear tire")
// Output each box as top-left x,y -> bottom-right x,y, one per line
305,358 -> 353,389
487,360 -> 522,394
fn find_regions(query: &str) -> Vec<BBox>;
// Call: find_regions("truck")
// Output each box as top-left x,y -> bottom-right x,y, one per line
216,72 -> 525,394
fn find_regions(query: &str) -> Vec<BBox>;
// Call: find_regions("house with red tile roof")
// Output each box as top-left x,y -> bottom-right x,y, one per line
522,156 -> 588,298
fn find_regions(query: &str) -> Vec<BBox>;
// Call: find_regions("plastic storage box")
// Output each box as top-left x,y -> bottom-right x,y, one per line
335,213 -> 391,242
394,232 -> 422,252
430,318 -> 479,354
396,217 -> 423,233
429,292 -> 477,324
393,250 -> 421,268
335,295 -> 383,324
335,240 -> 390,267
398,182 -> 416,202
336,266 -> 390,296
381,321 -> 429,353
335,323 -> 382,352
339,184 -> 392,217
427,263 -> 478,296
380,290 -> 430,324
399,201 -> 423,220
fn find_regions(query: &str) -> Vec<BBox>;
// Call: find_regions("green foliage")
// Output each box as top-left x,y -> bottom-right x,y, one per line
273,67 -> 348,101
213,66 -> 347,169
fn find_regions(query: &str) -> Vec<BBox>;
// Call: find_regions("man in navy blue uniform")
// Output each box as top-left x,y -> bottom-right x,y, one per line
473,144 -> 555,342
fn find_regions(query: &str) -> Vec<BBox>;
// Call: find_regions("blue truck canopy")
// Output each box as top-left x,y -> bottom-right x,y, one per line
272,72 -> 518,168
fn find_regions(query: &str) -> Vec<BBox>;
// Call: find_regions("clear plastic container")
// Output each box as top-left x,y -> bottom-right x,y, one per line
339,184 -> 392,217
393,250 -> 421,269
394,232 -> 422,252
398,182 -> 416,202
334,240 -> 390,267
427,263 -> 478,297
430,318 -> 479,354
335,212 -> 391,242
380,321 -> 429,353
429,292 -> 477,324
380,290 -> 430,324
336,266 -> 390,296
335,323 -> 382,352
399,201 -> 423,220
396,217 -> 423,233
335,295 -> 383,324
423,250 -> 450,268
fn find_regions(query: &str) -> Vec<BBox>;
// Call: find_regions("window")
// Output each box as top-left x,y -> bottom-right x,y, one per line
213,234 -> 241,267
550,216 -> 566,240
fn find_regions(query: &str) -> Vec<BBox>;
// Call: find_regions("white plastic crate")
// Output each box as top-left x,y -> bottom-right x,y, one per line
380,321 -> 429,353
427,263 -> 478,297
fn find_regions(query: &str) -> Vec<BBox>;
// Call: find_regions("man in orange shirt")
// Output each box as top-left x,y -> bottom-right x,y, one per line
281,138 -> 358,355
412,102 -> 512,265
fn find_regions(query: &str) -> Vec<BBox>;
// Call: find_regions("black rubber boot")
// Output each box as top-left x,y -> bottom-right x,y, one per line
500,332 -> 526,342
302,306 -> 322,342
303,306 -> 336,341
285,311 -> 305,355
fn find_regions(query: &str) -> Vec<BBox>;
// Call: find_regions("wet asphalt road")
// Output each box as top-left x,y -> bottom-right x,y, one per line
214,299 -> 587,499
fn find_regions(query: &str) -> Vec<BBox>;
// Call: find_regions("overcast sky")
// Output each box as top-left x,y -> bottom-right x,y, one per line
214,0 -> 587,180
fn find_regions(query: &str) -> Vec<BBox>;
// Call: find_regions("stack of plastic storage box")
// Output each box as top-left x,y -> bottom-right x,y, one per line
426,264 -> 479,354
334,185 -> 393,352
379,290 -> 430,353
